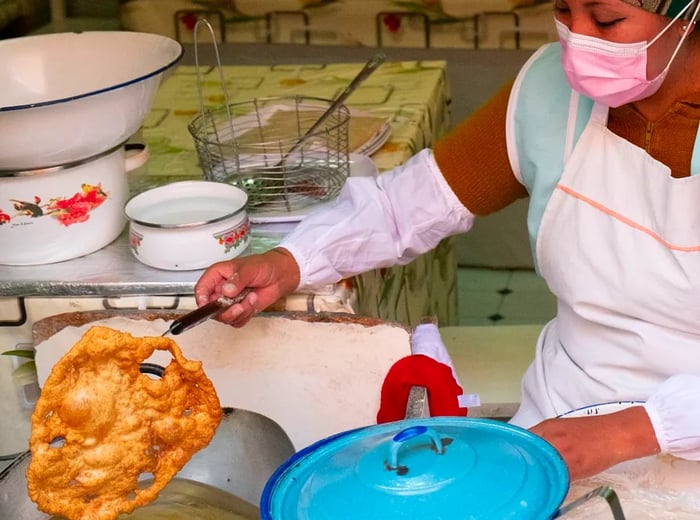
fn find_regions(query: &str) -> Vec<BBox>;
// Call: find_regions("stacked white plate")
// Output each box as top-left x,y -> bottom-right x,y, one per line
353,119 -> 392,156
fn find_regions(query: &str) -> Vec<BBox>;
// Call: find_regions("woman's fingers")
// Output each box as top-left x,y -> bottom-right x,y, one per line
194,260 -> 234,305
194,247 -> 302,325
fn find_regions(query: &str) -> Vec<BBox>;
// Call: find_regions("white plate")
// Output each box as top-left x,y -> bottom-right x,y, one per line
219,105 -> 391,158
348,108 -> 392,156
354,121 -> 392,156
249,153 -> 378,224
557,400 -> 645,418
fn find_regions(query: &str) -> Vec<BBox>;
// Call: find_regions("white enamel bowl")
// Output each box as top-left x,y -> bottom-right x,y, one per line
124,181 -> 251,271
0,31 -> 182,170
557,401 -> 644,418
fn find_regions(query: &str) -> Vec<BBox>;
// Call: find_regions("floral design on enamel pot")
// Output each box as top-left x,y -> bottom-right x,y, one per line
3,184 -> 109,227
214,217 -> 251,253
129,229 -> 144,255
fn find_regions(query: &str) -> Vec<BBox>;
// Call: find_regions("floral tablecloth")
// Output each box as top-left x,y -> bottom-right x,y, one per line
138,59 -> 457,326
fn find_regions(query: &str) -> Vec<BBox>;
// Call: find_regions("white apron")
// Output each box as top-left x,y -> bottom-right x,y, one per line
510,100 -> 700,428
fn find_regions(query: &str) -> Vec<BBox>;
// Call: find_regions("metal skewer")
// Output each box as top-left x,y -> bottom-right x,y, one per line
162,288 -> 253,336
274,52 -> 386,167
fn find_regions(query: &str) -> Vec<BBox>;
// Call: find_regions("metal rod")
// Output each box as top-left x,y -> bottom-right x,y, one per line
163,288 -> 253,336
556,486 -> 626,519
275,53 -> 386,167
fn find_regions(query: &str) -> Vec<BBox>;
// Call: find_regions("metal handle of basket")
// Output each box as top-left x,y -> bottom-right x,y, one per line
276,52 -> 386,166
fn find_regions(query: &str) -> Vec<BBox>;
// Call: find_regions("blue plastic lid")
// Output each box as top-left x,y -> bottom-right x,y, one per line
261,417 -> 569,520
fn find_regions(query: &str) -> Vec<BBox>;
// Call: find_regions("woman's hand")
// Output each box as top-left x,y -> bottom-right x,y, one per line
529,406 -> 660,481
194,247 -> 301,327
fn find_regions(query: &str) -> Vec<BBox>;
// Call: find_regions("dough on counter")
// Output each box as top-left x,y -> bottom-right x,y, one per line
563,455 -> 700,519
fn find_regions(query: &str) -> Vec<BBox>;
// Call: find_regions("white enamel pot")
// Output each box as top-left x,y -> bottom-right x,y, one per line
0,144 -> 149,266
0,31 -> 182,169
124,180 -> 251,271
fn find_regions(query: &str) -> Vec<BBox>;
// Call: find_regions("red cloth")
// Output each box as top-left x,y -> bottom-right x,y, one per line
376,354 -> 468,423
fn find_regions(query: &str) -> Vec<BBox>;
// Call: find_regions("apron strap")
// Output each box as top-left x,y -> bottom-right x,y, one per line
691,120 -> 700,177
589,102 -> 609,126
564,90 -> 579,161
564,94 -> 607,161
566,98 -> 699,177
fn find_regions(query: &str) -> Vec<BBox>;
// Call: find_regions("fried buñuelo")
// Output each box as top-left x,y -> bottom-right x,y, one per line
27,326 -> 222,520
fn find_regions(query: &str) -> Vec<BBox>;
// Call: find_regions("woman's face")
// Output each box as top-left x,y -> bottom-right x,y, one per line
554,0 -> 687,78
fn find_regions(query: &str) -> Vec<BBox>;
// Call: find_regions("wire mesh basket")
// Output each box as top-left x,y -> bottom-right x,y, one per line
188,95 -> 351,212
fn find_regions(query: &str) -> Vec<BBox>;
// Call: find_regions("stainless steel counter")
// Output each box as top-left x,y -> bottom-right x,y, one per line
0,229 -> 277,297
0,229 -> 193,297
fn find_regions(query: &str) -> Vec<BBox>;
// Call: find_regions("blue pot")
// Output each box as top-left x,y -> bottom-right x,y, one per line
261,417 -> 569,519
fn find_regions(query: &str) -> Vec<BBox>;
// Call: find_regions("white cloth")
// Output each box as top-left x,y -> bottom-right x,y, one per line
411,323 -> 480,408
411,323 -> 459,376
509,98 -> 700,460
644,374 -> 700,460
280,149 -> 475,291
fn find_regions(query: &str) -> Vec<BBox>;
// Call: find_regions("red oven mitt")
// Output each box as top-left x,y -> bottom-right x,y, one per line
377,323 -> 469,423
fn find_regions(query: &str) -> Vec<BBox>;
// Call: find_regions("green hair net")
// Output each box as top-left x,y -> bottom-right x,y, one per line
623,0 -> 699,19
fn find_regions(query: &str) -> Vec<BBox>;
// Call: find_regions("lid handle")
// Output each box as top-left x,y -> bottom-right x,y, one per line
385,425 -> 445,475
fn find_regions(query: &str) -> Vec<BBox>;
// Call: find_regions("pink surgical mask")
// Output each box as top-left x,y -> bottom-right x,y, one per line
556,4 -> 695,107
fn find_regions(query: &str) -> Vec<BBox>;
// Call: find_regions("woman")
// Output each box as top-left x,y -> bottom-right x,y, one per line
195,0 -> 700,481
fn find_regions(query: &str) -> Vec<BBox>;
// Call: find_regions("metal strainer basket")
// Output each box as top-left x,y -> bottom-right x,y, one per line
188,95 -> 351,213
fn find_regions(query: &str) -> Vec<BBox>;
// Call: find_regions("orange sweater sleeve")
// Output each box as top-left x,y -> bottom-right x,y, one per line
433,80 -> 528,216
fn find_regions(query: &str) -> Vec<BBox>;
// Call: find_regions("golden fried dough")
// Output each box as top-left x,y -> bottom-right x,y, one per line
27,326 -> 222,520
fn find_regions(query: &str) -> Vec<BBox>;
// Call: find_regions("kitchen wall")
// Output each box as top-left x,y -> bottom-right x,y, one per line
64,0 -> 119,17
120,0 -> 556,50
2,0 -> 121,35
13,1 -> 556,50
0,0 -> 38,36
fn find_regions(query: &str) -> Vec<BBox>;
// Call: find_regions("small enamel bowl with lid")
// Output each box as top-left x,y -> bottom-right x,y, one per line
124,180 -> 250,271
